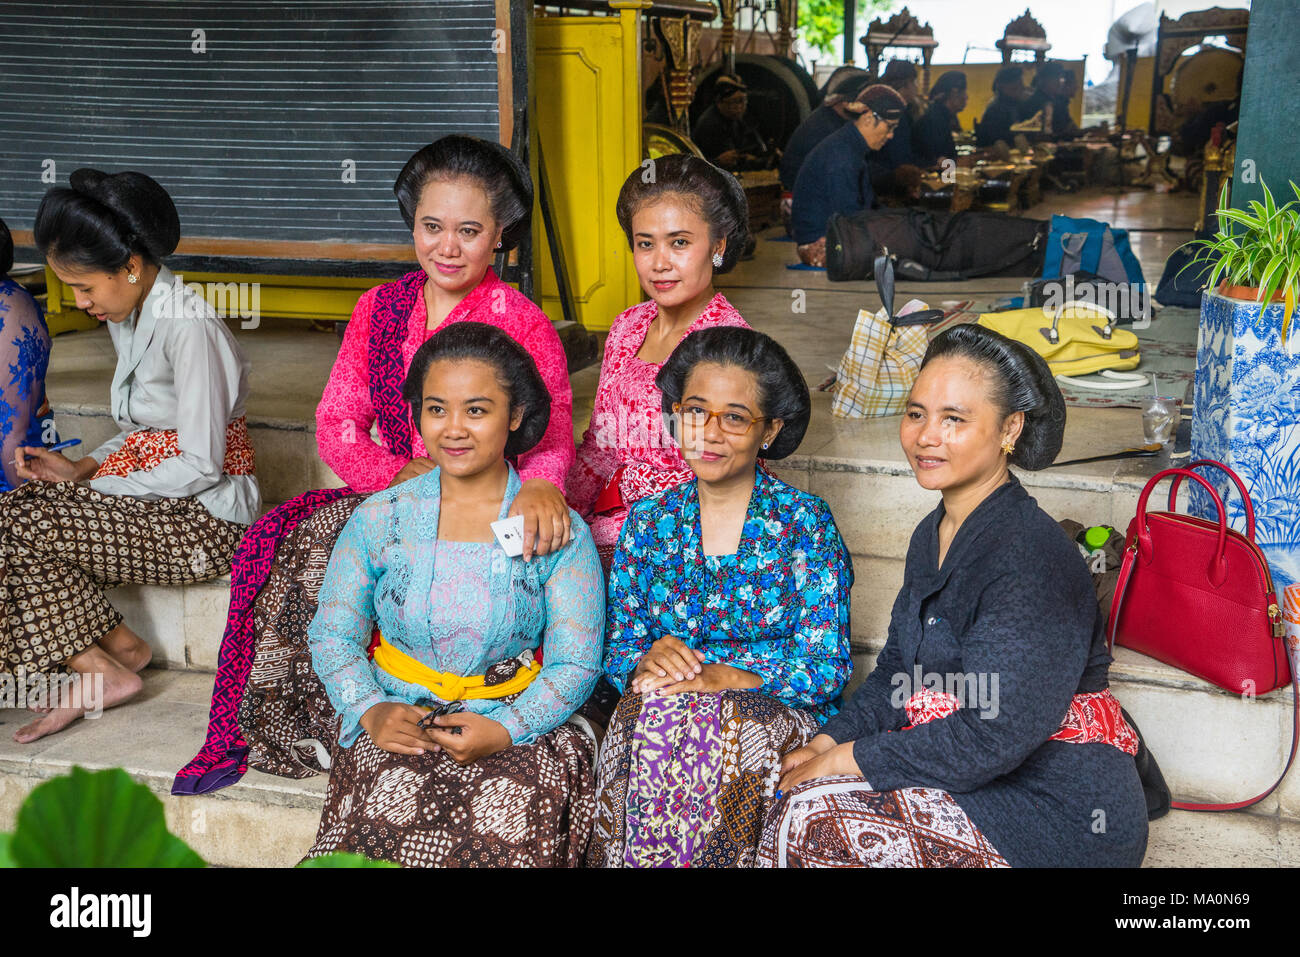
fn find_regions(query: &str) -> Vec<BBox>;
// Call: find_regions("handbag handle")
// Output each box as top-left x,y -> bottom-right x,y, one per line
874,252 -> 944,327
1134,467 -> 1230,588
874,253 -> 896,320
1166,459 -> 1256,541
1045,299 -> 1116,344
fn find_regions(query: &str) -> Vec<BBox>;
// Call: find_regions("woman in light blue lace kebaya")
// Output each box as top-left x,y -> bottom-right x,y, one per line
302,322 -> 605,867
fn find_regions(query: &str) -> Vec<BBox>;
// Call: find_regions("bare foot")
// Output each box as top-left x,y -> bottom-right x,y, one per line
97,624 -> 154,673
25,626 -> 152,714
13,646 -> 144,743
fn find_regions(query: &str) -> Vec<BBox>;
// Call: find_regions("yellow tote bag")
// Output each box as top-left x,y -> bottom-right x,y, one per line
977,301 -> 1140,377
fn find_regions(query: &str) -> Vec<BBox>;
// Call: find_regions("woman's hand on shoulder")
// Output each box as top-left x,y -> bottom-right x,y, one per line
508,478 -> 572,560
360,701 -> 436,755
387,457 -> 436,488
424,712 -> 512,764
777,736 -> 861,792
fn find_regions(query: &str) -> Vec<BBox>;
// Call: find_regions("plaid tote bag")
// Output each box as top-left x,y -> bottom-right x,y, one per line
832,255 -> 943,418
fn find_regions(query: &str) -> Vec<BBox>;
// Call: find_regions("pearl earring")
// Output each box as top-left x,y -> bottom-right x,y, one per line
712,252 -> 724,268
127,273 -> 138,284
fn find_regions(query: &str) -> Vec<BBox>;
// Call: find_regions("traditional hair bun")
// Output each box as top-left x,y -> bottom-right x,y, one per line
68,169 -> 180,260
0,216 -> 13,275
615,153 -> 750,274
393,135 -> 533,251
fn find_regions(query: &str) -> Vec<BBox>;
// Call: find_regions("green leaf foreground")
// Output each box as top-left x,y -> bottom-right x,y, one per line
10,767 -> 205,868
0,766 -> 397,867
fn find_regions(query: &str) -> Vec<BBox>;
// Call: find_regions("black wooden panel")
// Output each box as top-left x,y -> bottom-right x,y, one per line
0,0 -> 500,246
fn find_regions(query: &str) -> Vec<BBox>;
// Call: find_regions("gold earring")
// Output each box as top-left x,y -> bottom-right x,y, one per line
127,273 -> 138,284
1001,439 -> 1015,455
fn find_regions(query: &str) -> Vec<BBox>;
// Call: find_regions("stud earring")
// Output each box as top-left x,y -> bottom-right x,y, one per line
712,252 -> 724,268
762,442 -> 770,450
1001,439 -> 1015,455
127,273 -> 138,284
496,241 -> 502,249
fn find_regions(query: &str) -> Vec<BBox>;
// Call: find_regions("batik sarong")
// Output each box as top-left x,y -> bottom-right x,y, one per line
757,776 -> 1009,868
587,689 -> 818,868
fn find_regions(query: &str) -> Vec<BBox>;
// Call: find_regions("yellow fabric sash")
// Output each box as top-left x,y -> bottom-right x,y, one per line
372,636 -> 540,701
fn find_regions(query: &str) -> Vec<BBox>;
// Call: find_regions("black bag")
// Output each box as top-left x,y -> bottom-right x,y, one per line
826,208 -> 1049,282
1155,230 -> 1218,308
1025,270 -> 1151,325
1125,708 -> 1172,821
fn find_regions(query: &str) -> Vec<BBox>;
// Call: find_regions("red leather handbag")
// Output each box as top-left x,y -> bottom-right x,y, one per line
1107,459 -> 1298,811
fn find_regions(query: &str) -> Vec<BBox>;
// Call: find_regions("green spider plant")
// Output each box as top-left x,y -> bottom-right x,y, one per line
1182,178 -> 1300,346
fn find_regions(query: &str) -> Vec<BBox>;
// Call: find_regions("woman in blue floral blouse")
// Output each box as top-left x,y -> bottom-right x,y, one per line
587,327 -> 854,867
0,218 -> 54,493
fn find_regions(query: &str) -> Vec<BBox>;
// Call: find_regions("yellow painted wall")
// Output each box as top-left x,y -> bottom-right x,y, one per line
927,60 -> 1086,133
533,6 -> 644,333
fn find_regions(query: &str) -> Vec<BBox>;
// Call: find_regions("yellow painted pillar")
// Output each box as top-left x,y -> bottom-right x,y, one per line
533,2 -> 647,332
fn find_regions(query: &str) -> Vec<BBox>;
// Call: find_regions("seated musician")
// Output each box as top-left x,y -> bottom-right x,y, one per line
913,71 -> 968,168
789,84 -> 904,268
976,66 -> 1031,148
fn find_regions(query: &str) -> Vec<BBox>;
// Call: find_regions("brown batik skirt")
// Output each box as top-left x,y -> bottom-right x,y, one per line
303,717 -> 598,868
0,482 -> 245,672
237,494 -> 365,777
586,689 -> 819,868
757,777 -> 1010,868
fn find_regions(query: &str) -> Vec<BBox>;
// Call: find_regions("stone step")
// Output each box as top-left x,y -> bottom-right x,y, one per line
0,670 -> 1294,868
0,671 -> 322,868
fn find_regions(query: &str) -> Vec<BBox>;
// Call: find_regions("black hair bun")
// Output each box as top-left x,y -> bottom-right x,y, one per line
615,154 -> 750,275
0,216 -> 13,275
393,135 -> 534,251
69,168 -> 180,260
1008,340 -> 1066,471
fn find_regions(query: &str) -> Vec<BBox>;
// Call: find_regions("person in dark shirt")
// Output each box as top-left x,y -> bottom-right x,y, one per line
976,65 -> 1031,148
780,71 -> 871,191
760,324 -> 1148,868
1021,60 -> 1079,138
692,74 -> 772,171
791,84 -> 905,267
868,59 -> 925,200
913,70 -> 968,167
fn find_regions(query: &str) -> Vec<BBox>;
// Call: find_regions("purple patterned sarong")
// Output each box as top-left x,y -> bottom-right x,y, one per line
623,693 -> 725,867
588,690 -> 819,868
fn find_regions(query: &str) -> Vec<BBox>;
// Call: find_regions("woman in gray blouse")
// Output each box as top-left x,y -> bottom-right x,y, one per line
4,169 -> 259,743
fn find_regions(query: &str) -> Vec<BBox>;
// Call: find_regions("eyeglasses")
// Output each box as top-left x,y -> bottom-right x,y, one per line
672,402 -> 769,436
871,111 -> 901,131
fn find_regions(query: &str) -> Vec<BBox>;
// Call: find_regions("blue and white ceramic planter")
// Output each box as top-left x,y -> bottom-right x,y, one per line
1191,290 -> 1300,593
